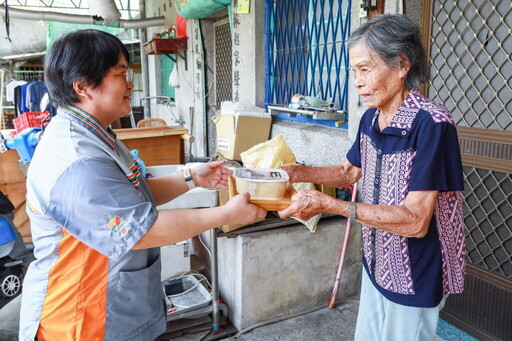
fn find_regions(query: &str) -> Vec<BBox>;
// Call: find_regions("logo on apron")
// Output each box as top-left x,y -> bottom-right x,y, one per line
107,216 -> 128,235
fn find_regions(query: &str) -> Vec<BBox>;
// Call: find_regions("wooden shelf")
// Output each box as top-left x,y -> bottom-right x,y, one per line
144,38 -> 188,55
115,126 -> 189,166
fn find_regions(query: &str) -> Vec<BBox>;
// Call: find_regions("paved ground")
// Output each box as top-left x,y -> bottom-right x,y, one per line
0,294 -> 478,341
227,299 -> 359,341
165,297 -> 359,341
0,295 -> 358,341
0,294 -> 21,341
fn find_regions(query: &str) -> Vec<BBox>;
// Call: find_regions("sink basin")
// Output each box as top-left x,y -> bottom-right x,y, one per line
146,165 -> 219,209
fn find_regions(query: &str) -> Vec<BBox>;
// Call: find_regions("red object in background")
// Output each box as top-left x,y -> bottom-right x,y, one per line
13,111 -> 49,133
176,13 -> 187,38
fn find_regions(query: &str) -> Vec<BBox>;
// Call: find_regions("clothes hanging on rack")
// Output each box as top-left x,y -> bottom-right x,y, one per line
5,78 -> 56,122
5,80 -> 26,103
26,81 -> 48,112
8,81 -> 50,116
14,84 -> 23,116
19,82 -> 36,114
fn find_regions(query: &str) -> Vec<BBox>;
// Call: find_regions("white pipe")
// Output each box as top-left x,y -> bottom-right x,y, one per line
138,0 -> 149,111
87,0 -> 120,26
0,5 -> 165,28
0,70 -> 5,130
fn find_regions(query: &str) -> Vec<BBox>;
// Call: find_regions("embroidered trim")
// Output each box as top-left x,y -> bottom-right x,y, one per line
60,106 -> 116,150
127,160 -> 141,186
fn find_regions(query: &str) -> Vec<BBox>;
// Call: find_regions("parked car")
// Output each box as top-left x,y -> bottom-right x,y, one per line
0,191 -> 34,298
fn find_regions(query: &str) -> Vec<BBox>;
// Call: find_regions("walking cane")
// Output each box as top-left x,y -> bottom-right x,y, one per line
327,181 -> 358,308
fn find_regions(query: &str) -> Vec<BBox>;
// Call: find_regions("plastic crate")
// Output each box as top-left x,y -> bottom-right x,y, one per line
13,111 -> 49,133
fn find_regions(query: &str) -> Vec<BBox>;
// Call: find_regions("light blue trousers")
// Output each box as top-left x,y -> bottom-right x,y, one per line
354,268 -> 448,341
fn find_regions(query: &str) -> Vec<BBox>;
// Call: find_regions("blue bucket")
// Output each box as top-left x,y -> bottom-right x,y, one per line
0,218 -> 16,246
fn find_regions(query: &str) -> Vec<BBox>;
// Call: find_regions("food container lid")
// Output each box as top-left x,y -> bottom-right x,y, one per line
234,168 -> 289,182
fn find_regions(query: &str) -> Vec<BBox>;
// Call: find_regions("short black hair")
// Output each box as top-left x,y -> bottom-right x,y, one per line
44,29 -> 130,106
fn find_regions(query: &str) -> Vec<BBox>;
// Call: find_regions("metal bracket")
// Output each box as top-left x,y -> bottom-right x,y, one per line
164,51 -> 188,71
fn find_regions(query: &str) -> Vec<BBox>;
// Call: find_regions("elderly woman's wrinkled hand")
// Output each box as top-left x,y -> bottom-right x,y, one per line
278,190 -> 332,221
191,161 -> 232,190
280,164 -> 307,184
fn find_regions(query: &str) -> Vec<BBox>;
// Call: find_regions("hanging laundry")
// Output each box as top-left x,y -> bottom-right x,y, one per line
14,84 -> 23,116
25,81 -> 48,112
5,80 -> 27,103
17,81 -> 37,114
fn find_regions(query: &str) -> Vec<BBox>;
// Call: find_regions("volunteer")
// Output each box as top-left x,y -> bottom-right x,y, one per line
19,29 -> 266,341
278,14 -> 465,341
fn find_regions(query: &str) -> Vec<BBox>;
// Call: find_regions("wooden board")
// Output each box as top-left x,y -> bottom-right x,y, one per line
0,149 -> 31,243
144,38 -> 188,55
115,126 -> 188,166
228,176 -> 296,211
114,126 -> 188,139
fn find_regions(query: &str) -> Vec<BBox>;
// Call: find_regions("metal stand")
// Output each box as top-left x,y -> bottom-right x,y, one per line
211,227 -> 220,332
165,227 -> 227,334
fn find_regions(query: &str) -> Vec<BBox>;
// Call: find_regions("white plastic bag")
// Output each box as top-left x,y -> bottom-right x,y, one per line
168,65 -> 180,88
240,135 -> 296,169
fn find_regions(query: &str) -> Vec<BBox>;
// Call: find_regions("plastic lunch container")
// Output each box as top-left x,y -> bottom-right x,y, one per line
233,168 -> 289,200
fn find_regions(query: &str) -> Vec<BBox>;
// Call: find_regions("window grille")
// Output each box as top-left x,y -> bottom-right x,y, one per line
428,0 -> 512,278
265,0 -> 351,128
429,0 -> 512,130
463,167 -> 512,277
13,67 -> 44,82
215,21 -> 233,110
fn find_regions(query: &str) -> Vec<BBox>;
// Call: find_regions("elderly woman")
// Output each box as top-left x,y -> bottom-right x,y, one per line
19,29 -> 266,341
278,14 -> 465,341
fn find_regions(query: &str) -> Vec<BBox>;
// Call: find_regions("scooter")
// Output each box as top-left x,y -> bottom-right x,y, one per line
0,191 -> 34,297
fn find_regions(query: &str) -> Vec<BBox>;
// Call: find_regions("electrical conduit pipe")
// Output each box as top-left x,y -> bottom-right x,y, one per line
0,5 -> 165,28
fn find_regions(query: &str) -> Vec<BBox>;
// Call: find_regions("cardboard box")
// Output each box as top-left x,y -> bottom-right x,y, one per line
315,184 -> 337,198
217,189 -> 265,233
160,240 -> 191,281
212,115 -> 271,161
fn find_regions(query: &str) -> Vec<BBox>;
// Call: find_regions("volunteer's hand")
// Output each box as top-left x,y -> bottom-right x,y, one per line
190,161 -> 232,189
223,193 -> 267,225
278,190 -> 333,220
280,164 -> 309,183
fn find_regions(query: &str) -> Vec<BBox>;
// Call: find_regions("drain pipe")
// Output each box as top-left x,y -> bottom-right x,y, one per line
138,1 -> 150,116
0,5 -> 165,28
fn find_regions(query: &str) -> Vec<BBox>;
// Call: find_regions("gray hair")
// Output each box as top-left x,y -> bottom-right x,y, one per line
347,14 -> 429,89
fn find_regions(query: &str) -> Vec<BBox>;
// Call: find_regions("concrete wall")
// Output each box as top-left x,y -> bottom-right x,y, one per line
203,218 -> 362,330
230,0 -> 265,107
0,19 -> 46,57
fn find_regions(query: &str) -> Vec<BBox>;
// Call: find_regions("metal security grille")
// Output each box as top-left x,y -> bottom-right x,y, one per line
464,167 -> 512,277
428,0 -> 512,130
265,0 -> 351,114
13,67 -> 44,82
422,2 -> 512,337
428,0 -> 512,279
214,21 -> 232,110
